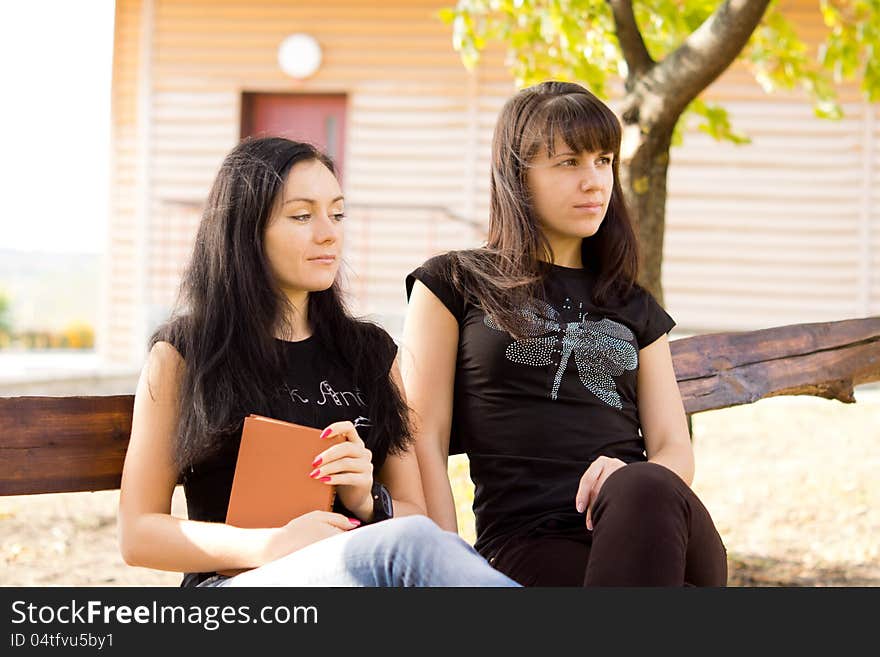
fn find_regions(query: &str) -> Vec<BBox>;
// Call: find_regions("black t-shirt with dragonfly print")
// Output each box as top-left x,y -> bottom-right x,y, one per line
406,252 -> 676,560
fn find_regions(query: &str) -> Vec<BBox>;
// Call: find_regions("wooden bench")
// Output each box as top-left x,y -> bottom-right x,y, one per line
2,316 -> 879,496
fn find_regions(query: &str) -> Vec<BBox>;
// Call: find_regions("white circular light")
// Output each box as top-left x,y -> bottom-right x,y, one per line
277,33 -> 322,79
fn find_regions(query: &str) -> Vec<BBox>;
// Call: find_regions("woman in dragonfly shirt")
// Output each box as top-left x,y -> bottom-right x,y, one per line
402,81 -> 727,586
117,137 -> 517,588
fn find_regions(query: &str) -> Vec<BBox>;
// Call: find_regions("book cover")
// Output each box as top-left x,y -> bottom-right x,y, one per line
219,414 -> 345,576
226,414 -> 345,529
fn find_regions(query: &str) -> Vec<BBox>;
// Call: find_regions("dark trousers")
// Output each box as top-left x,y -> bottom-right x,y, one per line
490,462 -> 728,586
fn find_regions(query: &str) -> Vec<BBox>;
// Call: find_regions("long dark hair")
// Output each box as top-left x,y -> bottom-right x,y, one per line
151,136 -> 411,471
449,80 -> 640,338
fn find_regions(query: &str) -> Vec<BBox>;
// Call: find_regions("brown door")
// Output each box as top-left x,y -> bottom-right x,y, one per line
241,93 -> 347,182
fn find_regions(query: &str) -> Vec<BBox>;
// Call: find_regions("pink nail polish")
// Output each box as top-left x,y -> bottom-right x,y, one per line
311,457 -> 322,467
320,428 -> 332,439
349,518 -> 361,526
319,476 -> 331,483
309,469 -> 320,478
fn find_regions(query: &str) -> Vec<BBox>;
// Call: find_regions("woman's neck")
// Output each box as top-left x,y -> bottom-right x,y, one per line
276,292 -> 311,340
542,238 -> 583,269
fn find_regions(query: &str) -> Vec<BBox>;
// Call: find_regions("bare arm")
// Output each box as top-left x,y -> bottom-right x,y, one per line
637,334 -> 695,485
399,280 -> 460,532
117,342 -> 353,573
374,361 -> 427,518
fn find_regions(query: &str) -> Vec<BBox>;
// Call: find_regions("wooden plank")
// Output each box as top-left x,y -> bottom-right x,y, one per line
672,317 -> 880,413
2,318 -> 879,490
0,396 -> 134,496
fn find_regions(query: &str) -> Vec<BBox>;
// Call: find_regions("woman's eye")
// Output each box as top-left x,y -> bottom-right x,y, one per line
332,212 -> 346,221
559,159 -> 578,167
291,214 -> 311,221
597,156 -> 612,165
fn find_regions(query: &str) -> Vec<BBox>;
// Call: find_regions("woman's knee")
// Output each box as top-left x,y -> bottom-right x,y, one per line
599,461 -> 685,509
372,514 -> 445,545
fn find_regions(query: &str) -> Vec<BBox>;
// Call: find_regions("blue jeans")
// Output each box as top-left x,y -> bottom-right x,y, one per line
198,515 -> 519,587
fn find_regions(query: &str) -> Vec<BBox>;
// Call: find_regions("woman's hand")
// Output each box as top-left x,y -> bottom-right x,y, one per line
575,456 -> 627,530
311,420 -> 375,520
261,511 -> 360,564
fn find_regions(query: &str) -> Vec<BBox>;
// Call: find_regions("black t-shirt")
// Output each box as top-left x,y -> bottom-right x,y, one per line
175,331 -> 398,587
405,252 -> 675,559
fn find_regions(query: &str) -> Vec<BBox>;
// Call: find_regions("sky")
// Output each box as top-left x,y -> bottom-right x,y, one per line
0,1 -> 115,255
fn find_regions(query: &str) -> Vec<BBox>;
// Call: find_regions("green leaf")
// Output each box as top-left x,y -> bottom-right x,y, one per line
687,98 -> 751,146
437,7 -> 457,24
439,0 -> 877,148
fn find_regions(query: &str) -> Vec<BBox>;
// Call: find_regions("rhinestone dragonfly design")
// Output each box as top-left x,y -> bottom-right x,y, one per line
484,298 -> 638,408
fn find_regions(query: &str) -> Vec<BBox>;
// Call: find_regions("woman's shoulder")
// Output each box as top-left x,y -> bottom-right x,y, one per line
341,320 -> 398,375
141,340 -> 186,403
614,282 -> 676,347
628,282 -> 669,313
406,250 -> 483,319
414,248 -> 490,272
344,319 -> 396,354
150,339 -> 185,363
413,249 -> 461,277
355,320 -> 395,344
603,277 -> 659,307
150,315 -> 191,360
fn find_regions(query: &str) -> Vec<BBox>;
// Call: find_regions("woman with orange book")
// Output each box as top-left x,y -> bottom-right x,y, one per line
117,137 -> 517,588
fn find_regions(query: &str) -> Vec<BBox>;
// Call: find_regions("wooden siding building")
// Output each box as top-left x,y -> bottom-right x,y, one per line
105,0 -> 879,366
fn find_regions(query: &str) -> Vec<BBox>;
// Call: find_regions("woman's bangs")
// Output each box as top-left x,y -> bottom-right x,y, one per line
536,95 -> 620,158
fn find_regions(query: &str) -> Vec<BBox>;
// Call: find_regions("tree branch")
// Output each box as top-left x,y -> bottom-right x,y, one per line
607,0 -> 653,83
637,0 -> 772,128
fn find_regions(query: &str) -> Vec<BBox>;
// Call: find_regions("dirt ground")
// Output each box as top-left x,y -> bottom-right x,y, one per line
2,388 -> 878,587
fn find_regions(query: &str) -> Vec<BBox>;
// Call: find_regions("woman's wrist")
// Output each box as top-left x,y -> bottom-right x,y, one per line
247,526 -> 281,568
348,490 -> 375,522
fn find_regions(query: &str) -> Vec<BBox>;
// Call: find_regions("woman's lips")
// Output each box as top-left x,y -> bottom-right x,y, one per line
308,256 -> 337,264
573,203 -> 604,213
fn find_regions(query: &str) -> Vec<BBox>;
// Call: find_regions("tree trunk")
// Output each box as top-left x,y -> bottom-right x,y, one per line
610,1 -> 773,305
620,120 -> 674,305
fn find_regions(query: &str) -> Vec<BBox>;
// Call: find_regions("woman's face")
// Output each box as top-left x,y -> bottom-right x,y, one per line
263,159 -> 345,298
525,134 -> 614,245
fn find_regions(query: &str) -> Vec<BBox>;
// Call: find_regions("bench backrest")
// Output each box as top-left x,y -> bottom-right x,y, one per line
2,316 -> 878,496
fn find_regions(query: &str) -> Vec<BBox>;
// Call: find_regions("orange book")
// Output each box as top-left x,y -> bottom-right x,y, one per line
218,414 -> 345,576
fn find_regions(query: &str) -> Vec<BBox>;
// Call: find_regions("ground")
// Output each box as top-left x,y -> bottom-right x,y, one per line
2,389 -> 878,586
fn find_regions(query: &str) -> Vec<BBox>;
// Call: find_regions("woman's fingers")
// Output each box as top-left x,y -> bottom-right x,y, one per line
312,511 -> 362,530
584,460 -> 627,530
315,472 -> 372,488
575,460 -> 604,514
319,421 -> 364,446
309,456 -> 372,479
585,475 -> 605,530
311,442 -> 372,470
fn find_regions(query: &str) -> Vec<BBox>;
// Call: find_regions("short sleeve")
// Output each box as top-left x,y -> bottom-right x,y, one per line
635,288 -> 676,348
405,253 -> 467,324
379,328 -> 399,374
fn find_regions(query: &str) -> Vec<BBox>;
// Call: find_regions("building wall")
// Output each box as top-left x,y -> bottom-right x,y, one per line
107,0 -> 879,365
104,0 -> 146,365
664,0 -> 878,330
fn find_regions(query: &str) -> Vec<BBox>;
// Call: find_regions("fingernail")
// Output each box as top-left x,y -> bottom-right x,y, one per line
320,429 -> 332,439
587,520 -> 593,531
576,502 -> 584,513
349,518 -> 361,526
319,476 -> 332,482
308,469 -> 320,478
311,457 -> 322,467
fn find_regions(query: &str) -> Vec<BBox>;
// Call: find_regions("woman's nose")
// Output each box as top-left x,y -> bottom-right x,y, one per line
580,171 -> 598,191
312,214 -> 337,243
